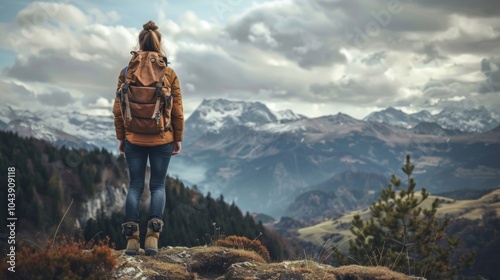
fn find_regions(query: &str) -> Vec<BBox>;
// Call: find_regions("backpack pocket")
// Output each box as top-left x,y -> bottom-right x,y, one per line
124,86 -> 168,134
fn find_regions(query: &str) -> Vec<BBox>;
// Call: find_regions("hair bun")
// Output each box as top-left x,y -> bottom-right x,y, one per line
143,20 -> 159,31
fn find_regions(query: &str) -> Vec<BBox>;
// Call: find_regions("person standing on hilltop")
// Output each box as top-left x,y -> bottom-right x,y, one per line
112,20 -> 184,256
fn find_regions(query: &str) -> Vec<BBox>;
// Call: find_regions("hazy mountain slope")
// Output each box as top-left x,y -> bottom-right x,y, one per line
283,171 -> 389,223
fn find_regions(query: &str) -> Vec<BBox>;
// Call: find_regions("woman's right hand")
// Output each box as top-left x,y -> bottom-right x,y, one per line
118,140 -> 125,155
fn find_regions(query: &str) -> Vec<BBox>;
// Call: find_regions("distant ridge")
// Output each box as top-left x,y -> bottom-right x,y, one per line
364,106 -> 499,133
411,121 -> 462,136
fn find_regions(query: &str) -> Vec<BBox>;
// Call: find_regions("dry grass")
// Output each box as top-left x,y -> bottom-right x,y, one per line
146,261 -> 195,279
215,235 -> 270,262
1,236 -> 117,280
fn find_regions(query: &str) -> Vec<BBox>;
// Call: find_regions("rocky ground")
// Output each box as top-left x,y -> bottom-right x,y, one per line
113,246 -> 422,280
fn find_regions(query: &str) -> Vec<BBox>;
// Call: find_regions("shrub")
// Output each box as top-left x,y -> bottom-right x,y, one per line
1,236 -> 117,280
215,235 -> 271,262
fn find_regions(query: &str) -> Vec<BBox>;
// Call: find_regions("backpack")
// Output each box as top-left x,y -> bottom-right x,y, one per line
118,51 -> 173,137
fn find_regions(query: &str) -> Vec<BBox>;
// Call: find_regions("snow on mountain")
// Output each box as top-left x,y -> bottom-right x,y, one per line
257,113 -> 360,134
274,109 -> 307,123
364,107 -> 420,129
2,98 -> 309,152
185,99 -> 277,134
3,97 -> 498,156
365,106 -> 498,133
185,99 -> 285,144
433,106 -> 499,133
0,104 -> 116,151
39,110 -> 115,150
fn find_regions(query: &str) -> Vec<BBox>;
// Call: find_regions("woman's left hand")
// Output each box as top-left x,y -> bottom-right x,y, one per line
172,141 -> 182,155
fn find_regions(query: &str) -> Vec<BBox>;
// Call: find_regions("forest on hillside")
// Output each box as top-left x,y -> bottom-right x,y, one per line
0,131 -> 299,261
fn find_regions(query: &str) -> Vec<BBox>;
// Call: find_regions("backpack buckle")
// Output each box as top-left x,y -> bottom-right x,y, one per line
154,111 -> 160,124
155,83 -> 162,97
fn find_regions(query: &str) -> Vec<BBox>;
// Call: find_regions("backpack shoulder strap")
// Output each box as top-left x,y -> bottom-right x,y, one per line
122,65 -> 128,83
162,56 -> 170,66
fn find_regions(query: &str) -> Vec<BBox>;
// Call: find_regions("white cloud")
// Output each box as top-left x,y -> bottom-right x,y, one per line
90,97 -> 113,108
16,2 -> 90,27
248,22 -> 278,47
88,9 -> 121,24
185,83 -> 196,92
0,0 -> 499,120
37,90 -> 75,107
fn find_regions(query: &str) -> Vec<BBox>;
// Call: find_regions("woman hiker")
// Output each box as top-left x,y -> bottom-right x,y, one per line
113,20 -> 184,255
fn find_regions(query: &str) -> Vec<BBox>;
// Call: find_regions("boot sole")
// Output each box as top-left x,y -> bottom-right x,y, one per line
125,250 -> 138,256
145,249 -> 157,256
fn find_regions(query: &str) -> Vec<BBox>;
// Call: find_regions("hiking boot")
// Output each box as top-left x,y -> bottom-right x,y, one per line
122,221 -> 140,255
145,218 -> 163,256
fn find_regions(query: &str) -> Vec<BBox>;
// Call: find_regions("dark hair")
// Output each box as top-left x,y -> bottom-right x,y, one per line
138,20 -> 163,54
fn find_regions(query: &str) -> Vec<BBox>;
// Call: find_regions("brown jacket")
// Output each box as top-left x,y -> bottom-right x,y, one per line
112,66 -> 184,146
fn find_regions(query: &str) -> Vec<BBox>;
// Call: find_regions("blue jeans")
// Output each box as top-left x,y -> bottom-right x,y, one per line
124,140 -> 173,222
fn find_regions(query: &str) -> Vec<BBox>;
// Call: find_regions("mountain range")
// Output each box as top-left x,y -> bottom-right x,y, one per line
182,100 -> 500,218
0,104 -> 116,151
364,106 -> 499,133
1,100 -> 500,218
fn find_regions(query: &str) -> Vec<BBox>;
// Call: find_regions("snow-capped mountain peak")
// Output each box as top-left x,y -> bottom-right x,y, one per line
185,99 -> 279,139
364,107 -> 418,129
199,99 -> 276,122
365,106 -> 499,133
434,106 -> 498,133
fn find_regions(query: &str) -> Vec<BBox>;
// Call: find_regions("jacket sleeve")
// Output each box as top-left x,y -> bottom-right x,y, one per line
169,68 -> 184,142
112,69 -> 126,141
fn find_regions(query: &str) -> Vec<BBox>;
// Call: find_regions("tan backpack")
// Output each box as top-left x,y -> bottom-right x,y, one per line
118,51 -> 173,137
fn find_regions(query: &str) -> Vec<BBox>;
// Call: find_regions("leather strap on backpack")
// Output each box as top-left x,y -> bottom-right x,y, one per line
151,82 -> 164,136
151,83 -> 162,121
121,66 -> 132,121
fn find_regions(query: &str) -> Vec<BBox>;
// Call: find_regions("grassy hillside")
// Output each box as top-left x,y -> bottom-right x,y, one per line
298,189 -> 500,248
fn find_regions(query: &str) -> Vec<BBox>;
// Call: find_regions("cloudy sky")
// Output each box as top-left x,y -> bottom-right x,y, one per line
1,0 -> 499,119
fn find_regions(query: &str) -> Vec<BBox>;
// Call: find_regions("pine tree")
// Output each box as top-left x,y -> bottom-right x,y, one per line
338,155 -> 474,279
